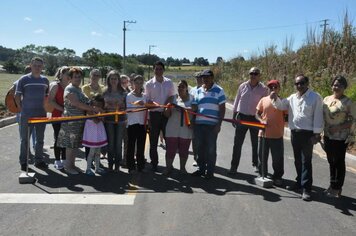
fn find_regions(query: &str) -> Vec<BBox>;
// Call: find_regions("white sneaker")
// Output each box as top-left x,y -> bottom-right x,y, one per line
54,160 -> 64,170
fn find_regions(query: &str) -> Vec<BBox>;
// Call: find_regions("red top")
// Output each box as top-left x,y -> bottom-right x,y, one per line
52,83 -> 64,117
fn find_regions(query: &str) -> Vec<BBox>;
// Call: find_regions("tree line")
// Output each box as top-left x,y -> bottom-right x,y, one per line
0,45 -> 210,76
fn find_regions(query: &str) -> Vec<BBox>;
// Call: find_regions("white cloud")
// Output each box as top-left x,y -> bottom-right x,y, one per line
91,31 -> 102,37
24,17 -> 32,22
34,29 -> 44,34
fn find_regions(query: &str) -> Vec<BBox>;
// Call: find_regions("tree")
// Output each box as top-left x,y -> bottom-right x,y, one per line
82,48 -> 102,67
0,46 -> 16,62
3,60 -> 21,74
135,53 -> 160,66
193,57 -> 209,66
57,48 -> 77,66
180,57 -> 190,64
216,57 -> 223,64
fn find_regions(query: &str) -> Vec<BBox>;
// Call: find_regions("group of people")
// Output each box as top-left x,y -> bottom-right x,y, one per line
14,57 -> 354,202
229,67 -> 354,201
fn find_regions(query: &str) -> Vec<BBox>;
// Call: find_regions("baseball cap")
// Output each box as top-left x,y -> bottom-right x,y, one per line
267,79 -> 280,87
200,69 -> 214,77
194,71 -> 202,78
249,67 -> 260,74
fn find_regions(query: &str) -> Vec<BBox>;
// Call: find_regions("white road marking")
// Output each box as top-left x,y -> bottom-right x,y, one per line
0,193 -> 135,205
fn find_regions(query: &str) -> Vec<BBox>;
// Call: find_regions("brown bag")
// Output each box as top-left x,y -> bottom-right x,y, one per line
5,85 -> 20,113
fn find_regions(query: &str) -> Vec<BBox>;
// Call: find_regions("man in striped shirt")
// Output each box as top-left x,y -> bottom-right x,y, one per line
15,57 -> 49,171
191,69 -> 226,179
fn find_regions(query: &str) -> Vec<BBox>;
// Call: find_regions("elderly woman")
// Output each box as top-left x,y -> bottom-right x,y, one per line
48,66 -> 70,170
323,75 -> 354,197
103,70 -> 128,172
57,67 -> 101,175
82,69 -> 104,99
163,80 -> 193,175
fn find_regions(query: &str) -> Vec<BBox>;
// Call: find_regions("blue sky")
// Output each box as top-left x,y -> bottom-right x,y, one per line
1,0 -> 355,63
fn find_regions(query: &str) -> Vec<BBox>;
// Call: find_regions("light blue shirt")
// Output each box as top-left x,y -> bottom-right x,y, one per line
192,83 -> 226,125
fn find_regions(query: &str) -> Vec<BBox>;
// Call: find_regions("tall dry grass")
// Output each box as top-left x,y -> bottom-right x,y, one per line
215,11 -> 356,101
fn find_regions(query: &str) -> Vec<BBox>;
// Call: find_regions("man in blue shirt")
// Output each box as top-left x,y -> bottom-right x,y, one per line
191,69 -> 226,179
15,57 -> 49,171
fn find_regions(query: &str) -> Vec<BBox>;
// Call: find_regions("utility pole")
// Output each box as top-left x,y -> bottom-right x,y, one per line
123,20 -> 136,74
320,19 -> 329,44
148,45 -> 156,80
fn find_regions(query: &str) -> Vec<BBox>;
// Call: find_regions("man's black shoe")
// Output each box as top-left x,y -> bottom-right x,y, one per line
151,165 -> 158,172
302,190 -> 312,201
34,161 -> 48,169
191,170 -> 204,177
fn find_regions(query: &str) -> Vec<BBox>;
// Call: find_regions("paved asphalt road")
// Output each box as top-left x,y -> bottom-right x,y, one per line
0,107 -> 356,236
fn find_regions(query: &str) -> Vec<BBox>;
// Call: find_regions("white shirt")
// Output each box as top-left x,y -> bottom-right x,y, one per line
145,76 -> 175,112
165,95 -> 193,139
272,89 -> 324,133
126,92 -> 147,126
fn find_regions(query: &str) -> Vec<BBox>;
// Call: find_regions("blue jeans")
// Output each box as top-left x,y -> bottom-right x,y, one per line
194,124 -> 218,175
19,114 -> 46,165
17,113 -> 36,150
105,122 -> 125,167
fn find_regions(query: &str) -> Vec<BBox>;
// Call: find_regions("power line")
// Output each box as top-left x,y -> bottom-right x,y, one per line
131,20 -> 327,33
102,0 -> 123,18
64,0 -> 113,34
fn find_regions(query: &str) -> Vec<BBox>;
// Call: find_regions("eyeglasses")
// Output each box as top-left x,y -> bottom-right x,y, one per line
294,81 -> 306,86
268,85 -> 278,90
250,72 -> 259,76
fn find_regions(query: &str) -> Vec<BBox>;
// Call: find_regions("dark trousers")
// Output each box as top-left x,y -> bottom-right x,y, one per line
258,137 -> 284,178
127,124 -> 147,171
291,130 -> 314,191
324,136 -> 347,190
149,112 -> 168,167
52,123 -> 66,161
231,114 -> 259,170
194,124 -> 218,175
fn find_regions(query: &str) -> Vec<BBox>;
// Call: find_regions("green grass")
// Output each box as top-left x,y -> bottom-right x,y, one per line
167,65 -> 207,71
0,73 -> 55,109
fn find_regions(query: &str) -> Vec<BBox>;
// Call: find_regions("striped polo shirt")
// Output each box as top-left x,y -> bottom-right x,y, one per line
15,73 -> 49,117
193,83 -> 226,125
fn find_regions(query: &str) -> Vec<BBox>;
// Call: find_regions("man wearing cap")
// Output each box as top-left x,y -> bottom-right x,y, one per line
229,67 -> 268,175
189,71 -> 203,165
255,80 -> 286,186
270,74 -> 323,201
191,69 -> 226,179
145,61 -> 175,171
